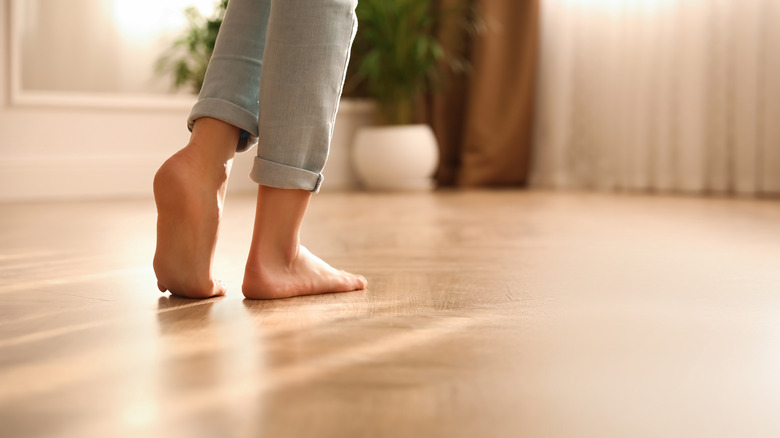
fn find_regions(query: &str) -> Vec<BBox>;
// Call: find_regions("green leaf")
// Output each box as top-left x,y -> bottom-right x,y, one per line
350,0 -> 479,124
154,0 -> 228,93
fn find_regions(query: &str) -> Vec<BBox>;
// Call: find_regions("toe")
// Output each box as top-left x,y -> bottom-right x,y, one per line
353,274 -> 368,290
214,280 -> 228,297
166,279 -> 226,299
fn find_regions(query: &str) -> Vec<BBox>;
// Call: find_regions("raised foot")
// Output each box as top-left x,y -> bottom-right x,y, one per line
152,150 -> 228,299
242,245 -> 367,300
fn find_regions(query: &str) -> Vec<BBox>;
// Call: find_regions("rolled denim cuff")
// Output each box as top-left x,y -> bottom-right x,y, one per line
250,156 -> 324,193
188,98 -> 259,152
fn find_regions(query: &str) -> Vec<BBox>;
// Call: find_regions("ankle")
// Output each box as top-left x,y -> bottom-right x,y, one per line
178,144 -> 232,184
188,117 -> 240,165
249,238 -> 300,268
247,185 -> 311,264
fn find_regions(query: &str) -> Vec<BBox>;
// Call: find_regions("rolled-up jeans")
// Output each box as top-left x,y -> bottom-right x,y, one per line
187,0 -> 358,192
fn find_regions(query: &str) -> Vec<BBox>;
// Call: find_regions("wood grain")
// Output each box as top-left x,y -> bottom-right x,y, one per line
1,190 -> 779,437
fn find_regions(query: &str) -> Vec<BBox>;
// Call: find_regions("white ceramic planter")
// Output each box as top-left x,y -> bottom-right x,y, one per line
352,124 -> 439,191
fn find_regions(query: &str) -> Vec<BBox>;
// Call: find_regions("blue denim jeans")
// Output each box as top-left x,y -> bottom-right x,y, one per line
187,0 -> 358,192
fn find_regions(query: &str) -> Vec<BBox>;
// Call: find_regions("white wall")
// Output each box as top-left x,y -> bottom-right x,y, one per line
0,0 -> 219,202
0,0 -> 369,202
20,0 -> 209,95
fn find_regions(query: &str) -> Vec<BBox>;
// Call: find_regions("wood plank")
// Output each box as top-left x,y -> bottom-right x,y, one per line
1,191 -> 779,437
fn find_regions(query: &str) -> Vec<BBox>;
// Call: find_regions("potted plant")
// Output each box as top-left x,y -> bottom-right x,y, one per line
156,0 -> 473,191
347,0 -> 473,190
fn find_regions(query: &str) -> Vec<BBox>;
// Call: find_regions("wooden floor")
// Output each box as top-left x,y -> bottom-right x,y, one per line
1,190 -> 779,438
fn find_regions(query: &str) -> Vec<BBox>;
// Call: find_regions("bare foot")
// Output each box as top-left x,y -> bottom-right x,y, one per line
243,245 -> 367,299
153,118 -> 238,298
241,186 -> 367,299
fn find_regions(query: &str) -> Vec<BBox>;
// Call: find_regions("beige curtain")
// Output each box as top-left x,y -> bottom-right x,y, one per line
531,0 -> 780,195
431,0 -> 540,187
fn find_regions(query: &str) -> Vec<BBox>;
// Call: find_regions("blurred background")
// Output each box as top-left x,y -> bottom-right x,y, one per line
0,0 -> 777,201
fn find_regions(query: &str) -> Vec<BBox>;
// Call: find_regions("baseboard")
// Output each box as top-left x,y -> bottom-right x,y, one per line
0,146 -> 358,202
0,99 -> 374,202
0,153 -> 264,202
0,155 -> 158,202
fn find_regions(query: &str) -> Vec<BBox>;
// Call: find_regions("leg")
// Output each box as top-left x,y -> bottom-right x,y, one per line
153,118 -> 237,298
242,186 -> 366,299
242,0 -> 366,299
153,0 -> 270,298
189,0 -> 272,151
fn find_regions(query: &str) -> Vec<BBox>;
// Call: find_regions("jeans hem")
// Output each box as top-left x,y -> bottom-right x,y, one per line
250,156 -> 324,193
188,98 -> 259,152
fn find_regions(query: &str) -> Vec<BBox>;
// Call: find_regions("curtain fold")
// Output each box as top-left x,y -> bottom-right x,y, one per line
531,0 -> 780,196
431,0 -> 540,188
